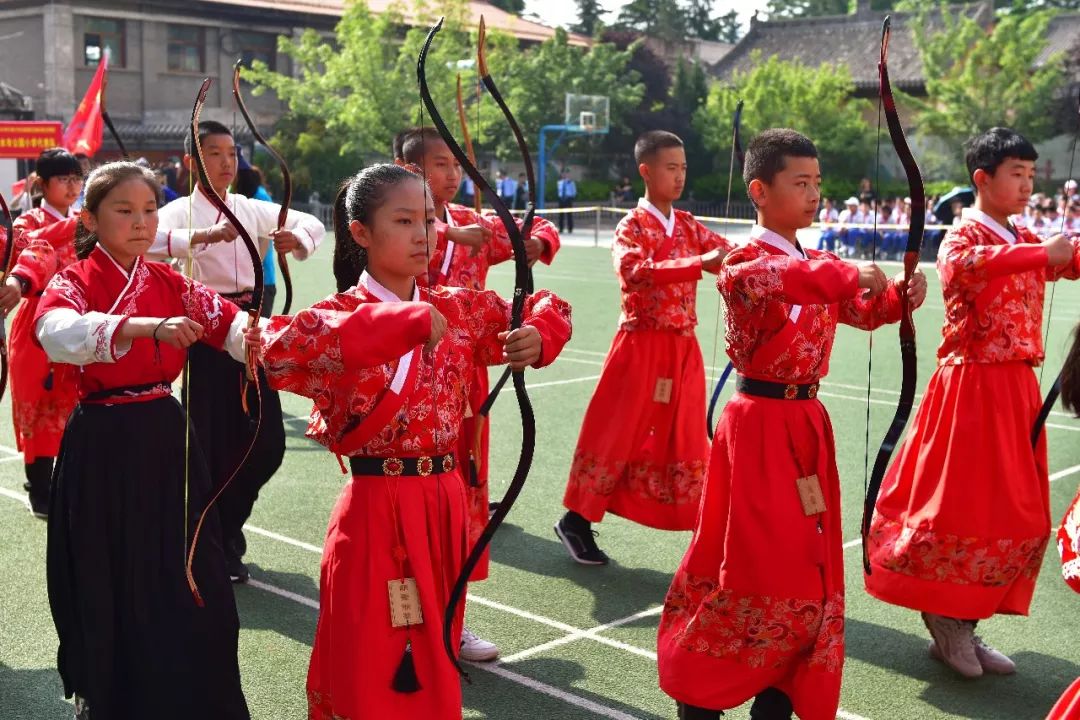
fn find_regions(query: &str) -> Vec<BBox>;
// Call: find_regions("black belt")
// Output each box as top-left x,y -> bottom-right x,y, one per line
82,382 -> 172,403
736,376 -> 819,401
349,453 -> 456,477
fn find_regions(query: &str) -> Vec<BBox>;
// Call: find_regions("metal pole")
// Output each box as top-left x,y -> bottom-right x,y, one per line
594,206 -> 600,247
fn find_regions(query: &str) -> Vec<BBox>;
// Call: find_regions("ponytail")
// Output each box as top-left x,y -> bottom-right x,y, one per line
331,163 -> 424,293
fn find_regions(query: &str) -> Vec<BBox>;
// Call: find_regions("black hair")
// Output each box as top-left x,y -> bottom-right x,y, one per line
234,166 -> 264,199
743,128 -> 818,188
184,120 -> 233,156
36,147 -> 82,182
398,127 -> 444,167
633,130 -> 683,165
75,162 -> 161,259
964,127 -> 1038,186
332,163 -> 424,292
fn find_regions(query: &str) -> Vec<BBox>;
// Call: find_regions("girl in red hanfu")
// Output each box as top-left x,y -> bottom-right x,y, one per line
258,164 -> 571,720
658,129 -> 926,720
35,162 -> 254,719
865,128 -> 1080,680
394,127 -> 561,662
6,147 -> 83,516
557,130 -> 733,565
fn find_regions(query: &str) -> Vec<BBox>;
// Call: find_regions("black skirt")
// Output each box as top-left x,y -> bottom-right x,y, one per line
47,396 -> 250,720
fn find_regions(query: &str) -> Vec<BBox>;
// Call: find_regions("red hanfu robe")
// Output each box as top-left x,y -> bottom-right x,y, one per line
562,201 -> 733,530
260,274 -> 571,720
5,213 -> 80,461
866,208 -> 1080,619
657,226 -> 902,719
428,202 -> 560,580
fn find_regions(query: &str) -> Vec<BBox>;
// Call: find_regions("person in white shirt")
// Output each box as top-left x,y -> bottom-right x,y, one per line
884,197 -> 911,260
817,198 -> 839,251
557,169 -> 577,234
496,171 -> 517,207
836,196 -> 860,256
152,120 -> 325,583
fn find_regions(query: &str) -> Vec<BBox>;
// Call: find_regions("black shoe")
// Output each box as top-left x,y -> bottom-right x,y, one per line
225,539 -> 249,584
28,493 -> 48,520
554,514 -> 609,565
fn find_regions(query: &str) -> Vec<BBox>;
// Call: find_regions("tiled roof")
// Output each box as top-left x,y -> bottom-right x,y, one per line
710,2 -> 994,92
196,0 -> 591,46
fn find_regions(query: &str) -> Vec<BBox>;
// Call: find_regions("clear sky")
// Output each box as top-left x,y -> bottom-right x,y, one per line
523,0 -> 772,34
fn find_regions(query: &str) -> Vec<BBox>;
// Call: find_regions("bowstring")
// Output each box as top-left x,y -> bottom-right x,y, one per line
863,64 -> 885,498
1040,112 -> 1079,390
707,105 -> 739,429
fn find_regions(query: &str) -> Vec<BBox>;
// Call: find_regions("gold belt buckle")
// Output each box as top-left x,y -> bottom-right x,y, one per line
382,457 -> 404,476
808,384 -> 818,399
417,456 -> 434,476
442,454 -> 454,473
784,384 -> 798,400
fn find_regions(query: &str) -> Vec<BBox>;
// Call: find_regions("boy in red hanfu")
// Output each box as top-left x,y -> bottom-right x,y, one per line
866,127 -> 1080,679
394,126 -> 561,661
556,130 -> 734,565
658,128 -> 926,720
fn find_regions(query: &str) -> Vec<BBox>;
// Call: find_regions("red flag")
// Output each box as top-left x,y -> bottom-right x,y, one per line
62,50 -> 109,157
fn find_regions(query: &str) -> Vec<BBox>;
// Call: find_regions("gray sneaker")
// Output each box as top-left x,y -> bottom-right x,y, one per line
922,612 -> 982,678
973,636 -> 1016,675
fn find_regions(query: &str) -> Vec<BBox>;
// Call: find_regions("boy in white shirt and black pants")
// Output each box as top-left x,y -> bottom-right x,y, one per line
152,120 -> 325,582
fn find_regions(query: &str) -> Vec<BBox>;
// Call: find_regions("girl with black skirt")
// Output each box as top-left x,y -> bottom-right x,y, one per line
33,161 -> 256,719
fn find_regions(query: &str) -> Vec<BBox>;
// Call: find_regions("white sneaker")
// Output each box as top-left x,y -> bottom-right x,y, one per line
459,627 -> 500,662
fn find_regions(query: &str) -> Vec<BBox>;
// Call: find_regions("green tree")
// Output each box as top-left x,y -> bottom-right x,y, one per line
767,0 -> 896,17
903,3 -> 1066,154
573,0 -> 605,35
682,0 -> 723,40
715,10 -> 742,43
696,53 -> 876,197
615,0 -> 688,44
487,0 -> 526,13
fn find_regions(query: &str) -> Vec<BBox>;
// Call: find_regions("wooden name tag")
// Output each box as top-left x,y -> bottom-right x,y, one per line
654,377 -> 673,404
388,578 -> 424,627
796,474 -> 827,516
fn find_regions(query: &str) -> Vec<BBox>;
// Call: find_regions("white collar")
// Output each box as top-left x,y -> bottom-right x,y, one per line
961,207 -> 1017,245
359,270 -> 419,302
41,200 -> 69,221
637,198 -> 676,238
94,244 -> 141,279
443,206 -> 457,228
751,224 -> 806,259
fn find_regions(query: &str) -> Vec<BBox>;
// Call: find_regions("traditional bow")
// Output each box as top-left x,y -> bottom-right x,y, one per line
861,16 -> 926,574
183,78 -> 266,604
232,59 -> 295,315
456,73 -> 483,215
1030,91 -> 1080,447
706,99 -> 744,439
0,192 -> 15,404
418,16 -> 537,678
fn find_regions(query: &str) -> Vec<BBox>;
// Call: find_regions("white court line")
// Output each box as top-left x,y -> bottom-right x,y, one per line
0,485 -> 28,507
500,606 -> 662,664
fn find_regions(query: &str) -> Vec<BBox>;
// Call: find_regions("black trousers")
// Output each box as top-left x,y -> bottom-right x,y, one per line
677,688 -> 793,720
184,343 -> 285,551
558,198 -> 574,233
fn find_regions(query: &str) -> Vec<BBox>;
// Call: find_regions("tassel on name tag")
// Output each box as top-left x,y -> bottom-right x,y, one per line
795,474 -> 827,516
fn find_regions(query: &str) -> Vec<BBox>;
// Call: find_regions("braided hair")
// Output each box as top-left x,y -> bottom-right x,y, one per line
332,163 -> 424,292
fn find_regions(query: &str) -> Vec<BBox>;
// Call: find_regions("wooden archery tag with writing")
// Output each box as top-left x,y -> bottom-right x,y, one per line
796,474 -> 826,516
654,377 -> 673,404
388,578 -> 423,628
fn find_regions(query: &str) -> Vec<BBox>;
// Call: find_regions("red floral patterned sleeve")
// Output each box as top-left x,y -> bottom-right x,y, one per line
938,225 -> 1047,292
261,294 -> 431,399
614,218 -> 702,290
457,288 -> 572,369
10,237 -> 60,295
838,279 -> 902,330
170,274 -> 242,351
722,248 -> 859,307
1047,237 -> 1080,282
690,218 -> 735,267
